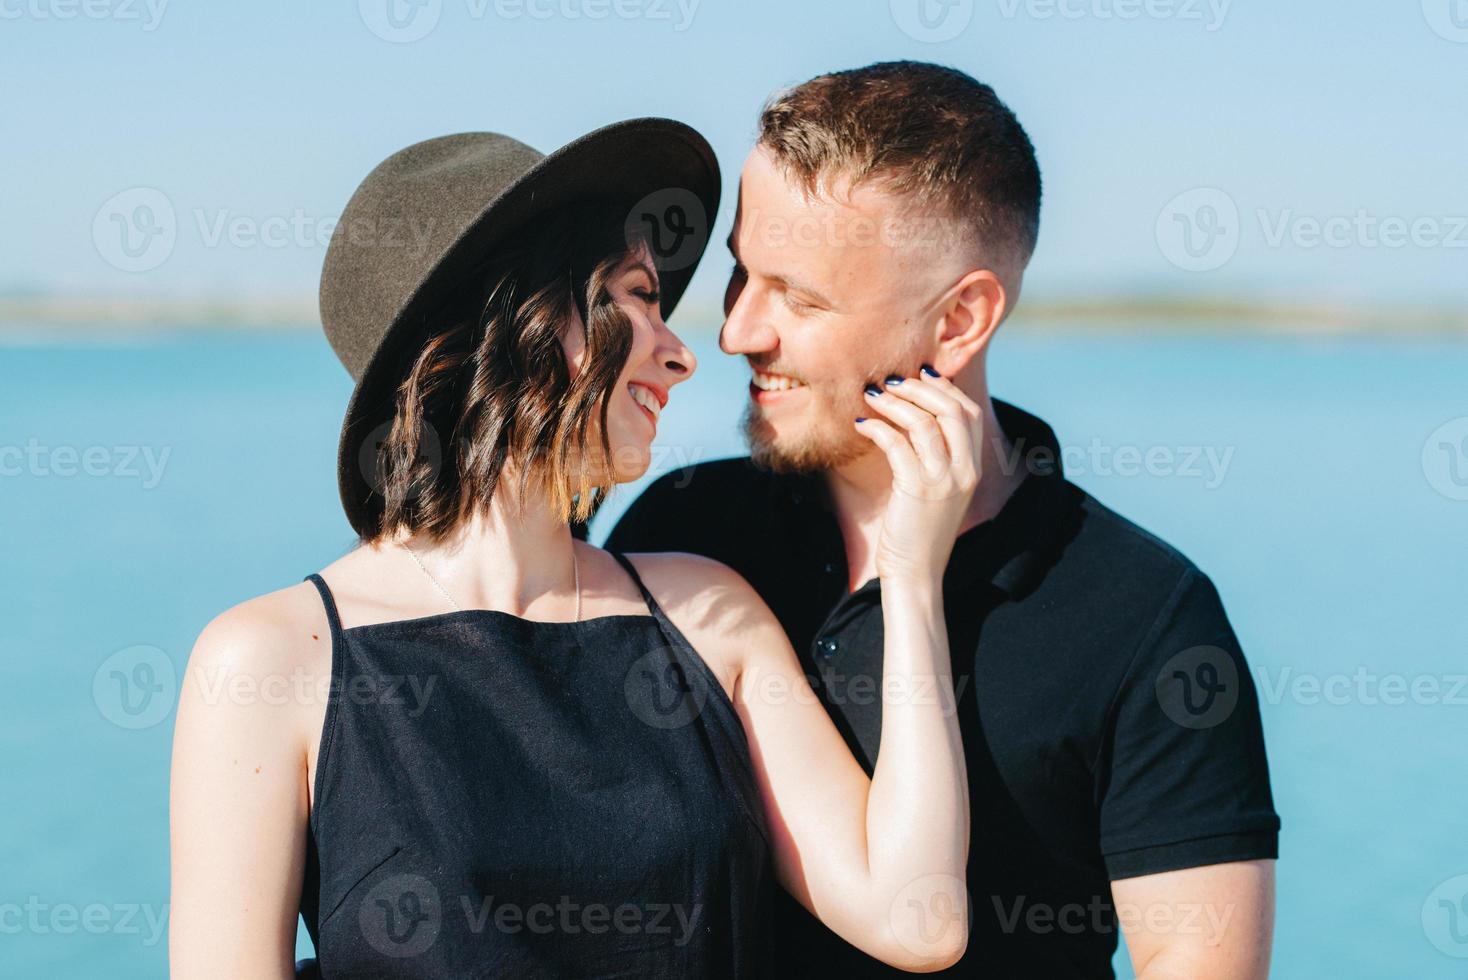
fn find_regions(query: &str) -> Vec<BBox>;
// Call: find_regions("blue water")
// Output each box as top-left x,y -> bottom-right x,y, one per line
2,325 -> 1465,977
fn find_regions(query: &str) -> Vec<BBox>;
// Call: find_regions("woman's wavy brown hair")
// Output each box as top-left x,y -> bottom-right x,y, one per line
360,198 -> 650,545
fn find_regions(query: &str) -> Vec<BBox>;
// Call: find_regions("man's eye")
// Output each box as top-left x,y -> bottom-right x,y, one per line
783,293 -> 815,314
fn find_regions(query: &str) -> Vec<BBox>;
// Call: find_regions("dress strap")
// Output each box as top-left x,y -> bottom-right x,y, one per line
303,573 -> 345,640
606,550 -> 772,848
609,550 -> 663,618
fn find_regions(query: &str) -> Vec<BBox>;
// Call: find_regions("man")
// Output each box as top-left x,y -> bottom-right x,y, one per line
602,61 -> 1280,978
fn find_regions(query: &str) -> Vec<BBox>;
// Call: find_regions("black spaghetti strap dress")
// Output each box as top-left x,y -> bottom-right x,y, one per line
297,551 -> 774,978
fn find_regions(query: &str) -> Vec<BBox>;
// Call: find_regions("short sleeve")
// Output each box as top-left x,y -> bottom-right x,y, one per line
1098,567 -> 1280,880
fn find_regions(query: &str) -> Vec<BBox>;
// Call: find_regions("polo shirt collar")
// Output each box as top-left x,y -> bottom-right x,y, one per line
779,398 -> 1073,601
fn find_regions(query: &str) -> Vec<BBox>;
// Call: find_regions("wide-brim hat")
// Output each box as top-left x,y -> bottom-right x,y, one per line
319,117 -> 720,535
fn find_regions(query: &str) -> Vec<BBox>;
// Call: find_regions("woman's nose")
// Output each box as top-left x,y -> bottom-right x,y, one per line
659,325 -> 697,382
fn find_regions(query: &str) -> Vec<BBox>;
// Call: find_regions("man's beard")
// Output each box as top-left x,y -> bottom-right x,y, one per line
740,393 -> 870,474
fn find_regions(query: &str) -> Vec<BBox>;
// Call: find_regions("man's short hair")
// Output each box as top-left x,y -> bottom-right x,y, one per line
757,60 -> 1042,271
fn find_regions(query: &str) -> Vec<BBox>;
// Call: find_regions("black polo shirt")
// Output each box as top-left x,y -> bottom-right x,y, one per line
599,399 -> 1280,979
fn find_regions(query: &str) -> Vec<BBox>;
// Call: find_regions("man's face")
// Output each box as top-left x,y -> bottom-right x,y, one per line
720,146 -> 956,473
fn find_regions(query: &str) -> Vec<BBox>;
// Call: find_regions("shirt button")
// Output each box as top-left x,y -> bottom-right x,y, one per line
816,637 -> 839,659
822,562 -> 837,574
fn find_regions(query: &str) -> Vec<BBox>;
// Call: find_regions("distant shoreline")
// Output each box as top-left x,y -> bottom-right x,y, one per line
2,295 -> 1464,336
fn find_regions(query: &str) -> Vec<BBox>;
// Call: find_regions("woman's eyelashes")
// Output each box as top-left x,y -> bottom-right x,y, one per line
631,286 -> 661,305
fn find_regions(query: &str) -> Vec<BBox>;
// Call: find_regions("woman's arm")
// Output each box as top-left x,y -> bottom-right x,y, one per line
169,596 -> 318,978
644,372 -> 982,971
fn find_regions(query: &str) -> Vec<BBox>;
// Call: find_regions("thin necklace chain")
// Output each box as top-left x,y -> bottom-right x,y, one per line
400,541 -> 580,623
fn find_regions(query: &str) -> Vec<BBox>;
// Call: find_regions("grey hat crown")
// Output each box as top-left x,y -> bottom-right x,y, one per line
317,118 -> 721,535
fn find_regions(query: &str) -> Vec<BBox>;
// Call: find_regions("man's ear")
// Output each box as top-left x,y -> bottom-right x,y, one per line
932,269 -> 1008,377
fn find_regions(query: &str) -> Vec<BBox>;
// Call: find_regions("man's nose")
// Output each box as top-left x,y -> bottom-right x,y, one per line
719,283 -> 776,356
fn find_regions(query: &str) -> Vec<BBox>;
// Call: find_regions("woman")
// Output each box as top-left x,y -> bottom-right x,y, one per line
170,119 -> 980,977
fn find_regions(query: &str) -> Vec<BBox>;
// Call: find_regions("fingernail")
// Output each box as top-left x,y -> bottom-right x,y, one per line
883,374 -> 904,386
921,364 -> 941,378
863,383 -> 883,396
855,417 -> 867,423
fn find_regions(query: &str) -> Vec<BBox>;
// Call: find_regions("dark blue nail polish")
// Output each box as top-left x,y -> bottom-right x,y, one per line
921,364 -> 941,378
855,417 -> 867,423
883,374 -> 904,386
863,383 -> 883,396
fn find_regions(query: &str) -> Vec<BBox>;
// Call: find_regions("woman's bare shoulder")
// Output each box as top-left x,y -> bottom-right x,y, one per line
187,575 -> 335,693
615,551 -> 789,684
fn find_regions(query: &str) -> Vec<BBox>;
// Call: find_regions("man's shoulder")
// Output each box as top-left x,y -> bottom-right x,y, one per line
605,456 -> 782,555
1070,483 -> 1203,581
641,455 -> 777,499
1035,478 -> 1225,636
620,456 -> 785,525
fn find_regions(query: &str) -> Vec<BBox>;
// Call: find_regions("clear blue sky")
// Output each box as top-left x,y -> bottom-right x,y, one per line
3,0 -> 1465,310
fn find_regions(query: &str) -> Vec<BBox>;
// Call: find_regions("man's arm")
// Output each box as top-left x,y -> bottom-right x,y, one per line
1098,565 -> 1280,978
1113,859 -> 1275,980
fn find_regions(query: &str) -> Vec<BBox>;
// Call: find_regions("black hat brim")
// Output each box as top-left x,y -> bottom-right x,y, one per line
333,117 -> 720,536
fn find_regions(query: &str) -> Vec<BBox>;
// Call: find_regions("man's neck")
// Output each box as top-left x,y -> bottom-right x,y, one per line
821,397 -> 1025,593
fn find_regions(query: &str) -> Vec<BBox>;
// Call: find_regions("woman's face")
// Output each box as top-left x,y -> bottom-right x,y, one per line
561,245 -> 698,483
